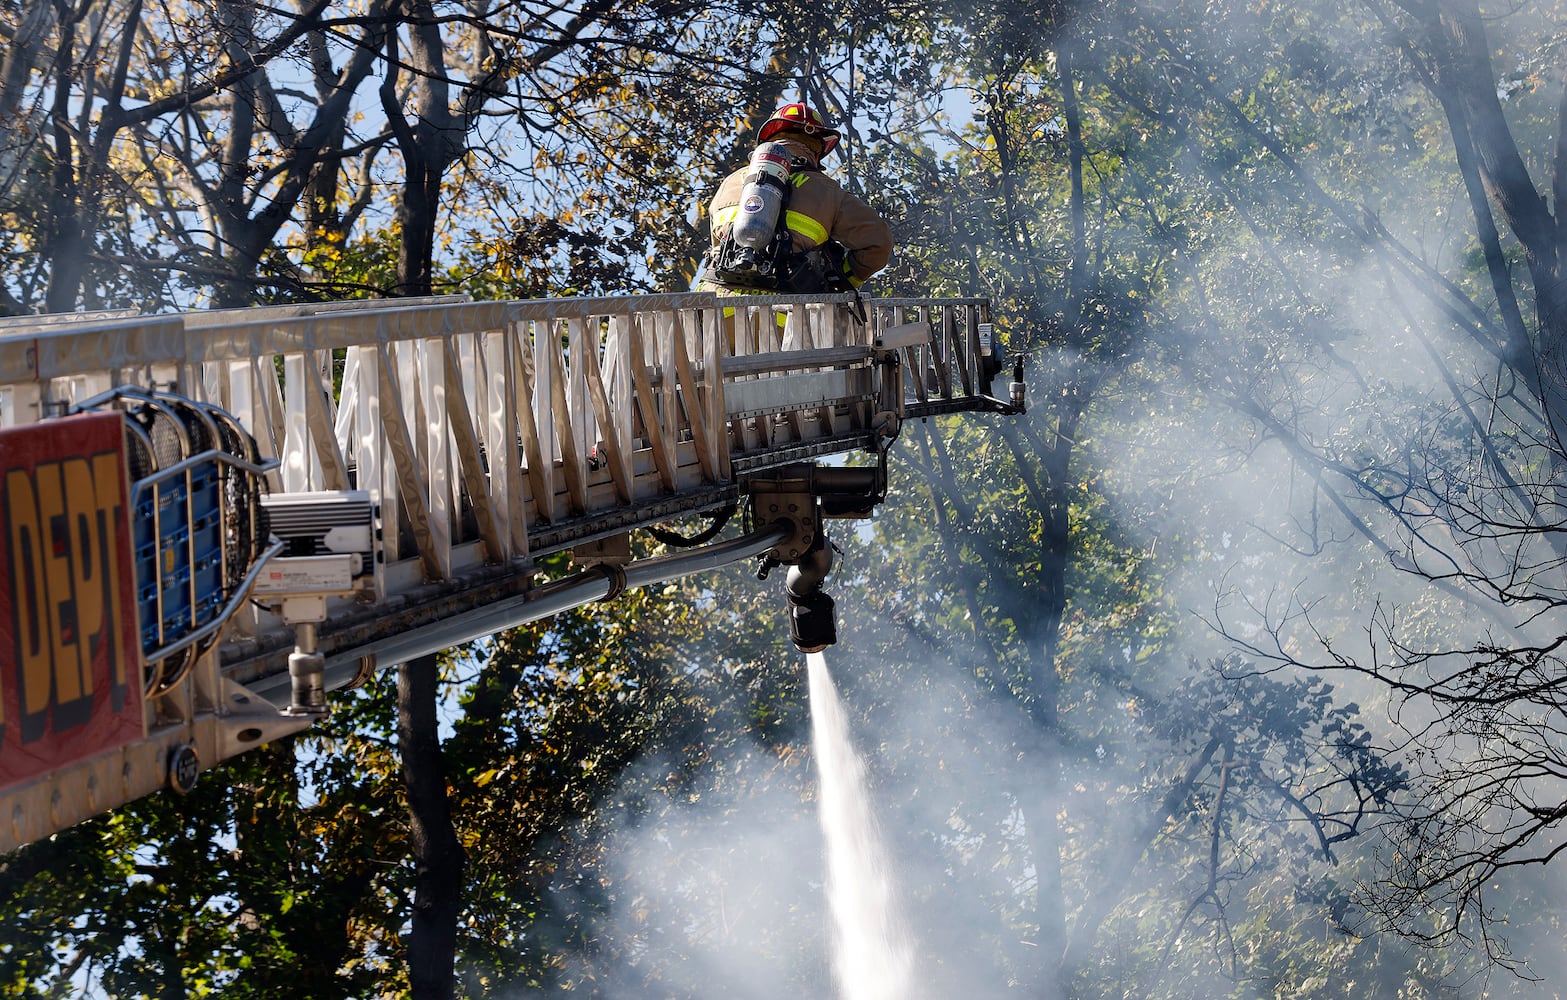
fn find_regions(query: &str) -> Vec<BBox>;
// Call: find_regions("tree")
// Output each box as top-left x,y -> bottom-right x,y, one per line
0,0 -> 398,311
990,0 -> 1567,972
1136,0 -> 1567,961
10,0 -> 1552,994
151,0 -> 395,306
374,0 -> 771,297
0,726 -> 408,997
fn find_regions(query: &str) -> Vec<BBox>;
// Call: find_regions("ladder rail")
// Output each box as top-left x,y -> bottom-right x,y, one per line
0,291 -> 1004,597
0,291 -> 1003,555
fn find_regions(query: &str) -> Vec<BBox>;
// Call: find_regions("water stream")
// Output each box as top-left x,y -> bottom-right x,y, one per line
806,650 -> 917,1000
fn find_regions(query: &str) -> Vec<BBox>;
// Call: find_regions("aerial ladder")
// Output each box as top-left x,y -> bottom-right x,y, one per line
0,291 -> 1024,852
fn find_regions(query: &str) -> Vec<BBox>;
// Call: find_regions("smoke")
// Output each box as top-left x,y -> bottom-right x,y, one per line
489,2 -> 1567,995
520,736 -> 830,999
479,612 -> 1062,999
1051,2 -> 1567,990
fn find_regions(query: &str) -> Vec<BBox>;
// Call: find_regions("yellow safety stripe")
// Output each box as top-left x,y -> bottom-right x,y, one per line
720,304 -> 788,329
784,210 -> 828,246
714,204 -> 827,246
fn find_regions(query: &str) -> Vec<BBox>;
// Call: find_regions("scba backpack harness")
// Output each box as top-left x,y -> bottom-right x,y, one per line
710,144 -> 852,295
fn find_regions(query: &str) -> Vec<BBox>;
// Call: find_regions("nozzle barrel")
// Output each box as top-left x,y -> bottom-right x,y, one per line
784,540 -> 837,652
788,589 -> 837,653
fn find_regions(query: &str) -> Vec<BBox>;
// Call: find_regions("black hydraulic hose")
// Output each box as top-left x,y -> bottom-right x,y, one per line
645,505 -> 736,548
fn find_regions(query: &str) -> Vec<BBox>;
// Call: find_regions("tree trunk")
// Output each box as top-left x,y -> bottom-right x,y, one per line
1022,746 -> 1067,1000
43,11 -> 83,314
1021,42 -> 1093,996
396,157 -> 443,296
1027,435 -> 1075,1000
42,0 -> 140,313
400,653 -> 464,1000
1419,0 -> 1567,540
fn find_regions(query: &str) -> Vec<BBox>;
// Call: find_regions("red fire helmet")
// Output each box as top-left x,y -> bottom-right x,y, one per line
757,103 -> 841,157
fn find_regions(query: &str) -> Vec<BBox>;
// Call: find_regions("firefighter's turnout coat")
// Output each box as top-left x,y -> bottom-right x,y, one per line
706,137 -> 893,289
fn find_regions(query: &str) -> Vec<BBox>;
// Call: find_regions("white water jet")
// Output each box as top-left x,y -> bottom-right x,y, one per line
806,650 -> 918,1000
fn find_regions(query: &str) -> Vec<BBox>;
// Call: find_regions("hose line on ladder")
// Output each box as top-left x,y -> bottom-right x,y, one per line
645,504 -> 736,548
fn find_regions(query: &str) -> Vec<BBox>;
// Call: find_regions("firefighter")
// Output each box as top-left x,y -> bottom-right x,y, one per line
704,103 -> 893,294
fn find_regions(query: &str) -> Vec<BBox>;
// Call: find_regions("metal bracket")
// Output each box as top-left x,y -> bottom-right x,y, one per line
574,532 -> 632,567
216,676 -> 316,757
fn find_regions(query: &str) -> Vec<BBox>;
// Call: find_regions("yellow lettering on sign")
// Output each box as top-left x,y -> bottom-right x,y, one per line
8,467 -> 53,743
5,450 -> 129,745
37,465 -> 81,699
91,452 -> 129,709
62,458 -> 102,686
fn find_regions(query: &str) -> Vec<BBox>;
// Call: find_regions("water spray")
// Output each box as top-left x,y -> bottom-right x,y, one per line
807,650 -> 918,998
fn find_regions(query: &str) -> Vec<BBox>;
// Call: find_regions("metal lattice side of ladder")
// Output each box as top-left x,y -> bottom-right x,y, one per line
1,290 -> 998,612
0,291 -> 1007,851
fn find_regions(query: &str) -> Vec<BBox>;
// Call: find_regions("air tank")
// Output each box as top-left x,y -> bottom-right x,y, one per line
731,142 -> 793,249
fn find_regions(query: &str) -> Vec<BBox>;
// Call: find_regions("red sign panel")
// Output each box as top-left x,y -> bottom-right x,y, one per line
0,413 -> 143,788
